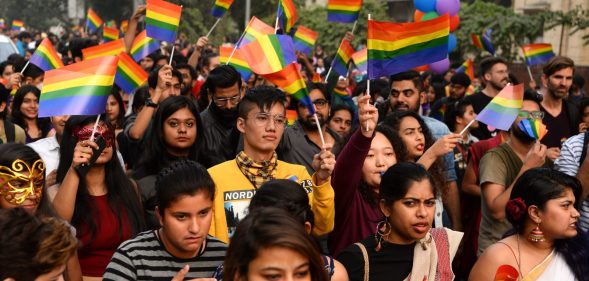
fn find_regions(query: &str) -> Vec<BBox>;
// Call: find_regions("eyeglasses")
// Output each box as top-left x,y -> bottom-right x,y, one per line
518,110 -> 544,120
299,99 -> 328,109
248,112 -> 286,127
213,93 -> 241,107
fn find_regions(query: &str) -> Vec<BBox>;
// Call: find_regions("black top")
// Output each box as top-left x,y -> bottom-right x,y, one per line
464,91 -> 494,140
337,236 -> 415,281
540,102 -> 572,148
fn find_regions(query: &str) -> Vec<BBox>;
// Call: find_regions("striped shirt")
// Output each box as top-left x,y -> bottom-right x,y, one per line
103,230 -> 227,280
554,133 -> 589,232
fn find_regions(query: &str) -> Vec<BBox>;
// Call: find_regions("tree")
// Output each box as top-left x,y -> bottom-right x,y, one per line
0,0 -> 70,31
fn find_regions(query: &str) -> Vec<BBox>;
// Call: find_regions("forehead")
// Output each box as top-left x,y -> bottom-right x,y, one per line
489,63 -> 507,73
333,109 -> 352,119
165,192 -> 213,212
399,116 -> 420,129
309,89 -> 326,100
391,80 -> 418,92
403,179 -> 434,198
253,101 -> 285,115
522,100 -> 540,111
214,83 -> 240,97
550,67 -> 574,77
167,107 -> 195,119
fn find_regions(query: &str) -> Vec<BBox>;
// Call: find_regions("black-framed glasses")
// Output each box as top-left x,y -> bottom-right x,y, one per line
213,93 -> 241,107
518,110 -> 544,120
248,112 -> 286,127
300,99 -> 328,109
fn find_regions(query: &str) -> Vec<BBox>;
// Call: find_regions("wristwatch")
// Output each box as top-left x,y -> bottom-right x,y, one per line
145,98 -> 158,108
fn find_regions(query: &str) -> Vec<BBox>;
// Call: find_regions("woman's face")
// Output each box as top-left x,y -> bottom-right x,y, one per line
362,132 -> 396,189
74,123 -> 114,165
328,109 -> 352,137
163,107 -> 197,156
537,188 -> 580,240
426,87 -> 436,103
0,163 -> 45,213
21,92 -> 39,120
458,105 -> 479,129
105,95 -> 120,125
246,246 -> 311,281
398,117 -> 425,159
582,106 -> 589,124
380,179 -> 436,244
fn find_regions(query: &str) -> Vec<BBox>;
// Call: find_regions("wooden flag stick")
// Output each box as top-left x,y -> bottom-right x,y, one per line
459,119 -> 476,136
169,45 -> 175,65
206,17 -> 222,38
89,115 -> 101,142
313,113 -> 326,147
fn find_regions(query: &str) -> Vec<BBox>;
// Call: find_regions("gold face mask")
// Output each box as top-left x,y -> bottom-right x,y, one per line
0,159 -> 45,206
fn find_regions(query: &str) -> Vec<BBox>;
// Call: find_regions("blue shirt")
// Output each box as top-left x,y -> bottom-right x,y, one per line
422,116 -> 457,182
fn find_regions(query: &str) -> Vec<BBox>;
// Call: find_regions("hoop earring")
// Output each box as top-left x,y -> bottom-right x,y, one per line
374,217 -> 391,252
529,223 -> 545,242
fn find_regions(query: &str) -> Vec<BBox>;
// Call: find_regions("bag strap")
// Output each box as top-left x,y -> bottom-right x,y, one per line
580,131 -> 589,165
354,242 -> 369,281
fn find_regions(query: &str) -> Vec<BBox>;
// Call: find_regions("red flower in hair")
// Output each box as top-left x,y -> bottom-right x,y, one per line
506,197 -> 527,222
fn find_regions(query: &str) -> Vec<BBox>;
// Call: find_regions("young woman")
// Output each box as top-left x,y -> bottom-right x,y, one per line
223,207 -> 329,281
338,162 -> 463,281
329,94 -> 397,256
328,104 -> 354,138
443,99 -> 479,185
10,85 -> 52,143
52,115 -> 145,280
577,97 -> 589,133
105,87 -> 126,137
470,168 -> 589,280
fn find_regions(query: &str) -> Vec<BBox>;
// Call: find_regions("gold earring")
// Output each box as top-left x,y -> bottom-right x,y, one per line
529,223 -> 545,242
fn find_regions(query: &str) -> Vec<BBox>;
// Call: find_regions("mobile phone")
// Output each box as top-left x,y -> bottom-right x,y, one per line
74,135 -> 107,177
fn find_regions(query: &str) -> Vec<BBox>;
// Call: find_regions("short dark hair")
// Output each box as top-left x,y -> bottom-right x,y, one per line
22,64 -> 43,80
389,70 -> 424,92
202,65 -> 242,96
250,179 -> 314,228
444,99 -> 473,132
307,82 -> 331,103
238,86 -> 287,119
328,103 -> 354,122
450,72 -> 471,88
543,56 -> 574,77
479,56 -> 507,77
68,37 -> 98,61
175,63 -> 197,80
156,160 -> 215,214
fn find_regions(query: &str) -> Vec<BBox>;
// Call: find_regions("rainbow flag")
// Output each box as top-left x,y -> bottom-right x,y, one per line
237,16 -> 275,48
115,52 -> 148,94
106,20 -> 117,28
293,25 -> 318,57
211,0 -> 234,18
518,118 -> 548,141
0,19 -> 5,29
277,0 -> 298,34
471,29 -> 495,55
456,59 -> 475,81
220,46 -> 252,81
39,56 -> 119,117
286,109 -> 298,126
146,0 -> 182,42
333,87 -> 352,102
311,72 -> 322,83
86,8 -> 103,33
120,20 -> 129,34
367,15 -> 449,79
331,38 -> 355,77
522,43 -> 555,66
476,83 -> 523,131
11,20 -> 24,31
352,48 -> 367,73
262,63 -> 314,114
82,39 -> 126,60
29,38 -> 64,72
103,26 -> 120,42
130,30 -> 160,62
327,0 -> 363,23
240,34 -> 296,75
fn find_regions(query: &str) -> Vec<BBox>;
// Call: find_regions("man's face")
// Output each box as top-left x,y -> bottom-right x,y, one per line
204,56 -> 221,77
297,89 -> 329,129
1,64 -> 13,80
140,57 -> 154,71
238,102 -> 286,155
449,83 -> 466,99
543,67 -> 574,100
511,100 -> 541,144
50,115 -> 70,137
178,68 -> 194,89
211,83 -> 242,113
483,63 -> 509,92
389,80 -> 422,112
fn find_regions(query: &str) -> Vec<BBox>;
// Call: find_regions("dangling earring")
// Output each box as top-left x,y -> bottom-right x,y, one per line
374,217 -> 392,252
529,223 -> 545,242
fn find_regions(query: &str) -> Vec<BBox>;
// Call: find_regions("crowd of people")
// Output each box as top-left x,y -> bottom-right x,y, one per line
1,5 -> 589,281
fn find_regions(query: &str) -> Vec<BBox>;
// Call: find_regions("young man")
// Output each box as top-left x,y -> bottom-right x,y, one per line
0,84 -> 25,144
103,160 -> 227,280
208,86 -> 336,243
477,92 -> 550,255
430,72 -> 471,121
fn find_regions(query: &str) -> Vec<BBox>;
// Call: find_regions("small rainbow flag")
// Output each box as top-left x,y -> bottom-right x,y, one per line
518,118 -> 548,141
103,26 -> 120,42
475,83 -> 523,131
277,0 -> 298,34
86,8 -> 103,33
240,34 -> 296,75
522,43 -> 555,66
11,20 -> 24,31
237,16 -> 275,48
39,56 -> 119,117
106,20 -> 117,28
352,48 -> 367,73
331,38 -> 355,77
115,52 -> 148,94
471,29 -> 495,56
333,87 -> 352,102
311,72 -> 322,83
456,59 -> 475,81
327,0 -> 363,23
82,39 -> 126,60
130,30 -> 160,62
262,63 -> 314,114
220,46 -> 252,81
292,25 -> 318,57
368,15 -> 449,79
29,38 -> 64,72
146,0 -> 182,43
0,19 -> 5,29
286,109 -> 298,126
120,20 -> 129,34
211,0 -> 234,18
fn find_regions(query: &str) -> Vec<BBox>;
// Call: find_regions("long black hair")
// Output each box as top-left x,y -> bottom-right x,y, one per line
107,86 -> 126,130
507,168 -> 589,280
56,115 -> 145,243
134,96 -> 203,179
10,85 -> 51,138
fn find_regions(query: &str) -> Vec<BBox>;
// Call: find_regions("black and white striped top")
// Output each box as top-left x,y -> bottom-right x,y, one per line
554,133 -> 589,232
103,230 -> 227,280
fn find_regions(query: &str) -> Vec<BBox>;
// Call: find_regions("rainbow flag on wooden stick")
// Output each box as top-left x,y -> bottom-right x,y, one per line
293,26 -> 318,57
367,15 -> 449,79
212,0 -> 234,18
146,0 -> 182,42
456,59 -> 475,81
103,26 -> 120,42
220,46 -> 252,81
115,52 -> 148,94
240,34 -> 296,75
11,20 -> 24,31
277,0 -> 298,34
522,43 -> 554,66
331,38 -> 355,77
86,8 -> 103,32
39,56 -> 118,117
471,29 -> 495,56
475,84 -> 523,131
82,39 -> 126,60
352,48 -> 367,73
120,20 -> 129,34
29,38 -> 64,72
327,0 -> 362,23
238,17 -> 275,48
130,30 -> 160,62
262,63 -> 315,114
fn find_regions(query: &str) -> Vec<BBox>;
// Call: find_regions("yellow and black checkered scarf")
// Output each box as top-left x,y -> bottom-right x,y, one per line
235,151 -> 277,189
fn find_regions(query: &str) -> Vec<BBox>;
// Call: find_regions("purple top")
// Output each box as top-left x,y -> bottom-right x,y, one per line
328,129 -> 384,256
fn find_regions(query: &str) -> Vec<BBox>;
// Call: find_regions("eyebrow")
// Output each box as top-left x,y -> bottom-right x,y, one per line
404,197 -> 436,201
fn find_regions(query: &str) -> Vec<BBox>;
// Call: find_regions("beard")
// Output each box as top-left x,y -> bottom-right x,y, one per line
489,79 -> 508,92
298,112 -> 326,129
210,102 -> 239,123
548,84 -> 569,99
511,122 -> 536,144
